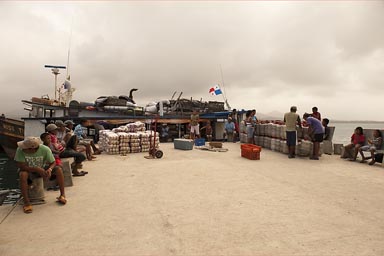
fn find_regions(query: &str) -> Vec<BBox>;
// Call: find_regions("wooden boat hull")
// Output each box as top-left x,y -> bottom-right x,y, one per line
0,117 -> 24,159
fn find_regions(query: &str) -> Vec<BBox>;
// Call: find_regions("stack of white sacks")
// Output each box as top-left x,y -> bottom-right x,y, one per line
98,121 -> 160,155
252,122 -> 323,157
99,130 -> 120,155
130,133 -> 141,153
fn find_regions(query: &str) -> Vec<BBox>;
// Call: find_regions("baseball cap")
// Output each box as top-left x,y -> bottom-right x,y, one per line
17,137 -> 42,149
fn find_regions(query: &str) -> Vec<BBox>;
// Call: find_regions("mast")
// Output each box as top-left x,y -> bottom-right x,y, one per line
219,65 -> 231,110
44,65 -> 66,102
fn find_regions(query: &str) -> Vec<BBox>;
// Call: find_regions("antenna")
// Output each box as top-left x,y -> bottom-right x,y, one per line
67,15 -> 74,79
44,65 -> 66,101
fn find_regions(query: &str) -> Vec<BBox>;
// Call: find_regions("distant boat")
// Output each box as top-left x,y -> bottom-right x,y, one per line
0,115 -> 24,159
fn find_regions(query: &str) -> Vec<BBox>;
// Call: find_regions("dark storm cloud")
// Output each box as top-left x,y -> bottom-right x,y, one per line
0,1 -> 383,120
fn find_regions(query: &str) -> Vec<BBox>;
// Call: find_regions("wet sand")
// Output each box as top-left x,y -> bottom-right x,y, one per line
1,142 -> 384,256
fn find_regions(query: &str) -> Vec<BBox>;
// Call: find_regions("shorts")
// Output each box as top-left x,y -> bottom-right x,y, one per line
286,131 -> 297,146
79,139 -> 93,146
313,133 -> 324,142
190,124 -> 200,135
246,126 -> 254,138
19,166 -> 60,184
360,145 -> 376,151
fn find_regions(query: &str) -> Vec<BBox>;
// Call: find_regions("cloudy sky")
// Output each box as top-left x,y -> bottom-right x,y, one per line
0,1 -> 383,121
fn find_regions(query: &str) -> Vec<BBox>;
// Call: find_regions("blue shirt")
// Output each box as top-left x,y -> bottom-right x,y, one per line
225,122 -> 235,132
74,124 -> 86,140
306,117 -> 324,134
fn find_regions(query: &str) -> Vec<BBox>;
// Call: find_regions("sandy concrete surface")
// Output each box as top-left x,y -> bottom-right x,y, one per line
1,142 -> 384,256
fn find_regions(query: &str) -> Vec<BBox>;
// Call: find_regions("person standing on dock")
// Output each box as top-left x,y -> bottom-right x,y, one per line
15,137 -> 67,214
200,120 -> 213,142
284,106 -> 302,159
311,107 -> 321,121
190,109 -> 200,140
224,117 -> 236,142
303,113 -> 324,160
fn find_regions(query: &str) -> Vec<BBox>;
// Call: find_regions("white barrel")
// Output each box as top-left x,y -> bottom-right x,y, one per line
264,137 -> 271,149
267,123 -> 273,137
298,140 -> 312,157
260,124 -> 266,136
271,124 -> 276,138
280,140 -> 289,154
271,138 -> 276,151
258,136 -> 265,147
255,123 -> 261,136
281,125 -> 287,140
274,139 -> 281,152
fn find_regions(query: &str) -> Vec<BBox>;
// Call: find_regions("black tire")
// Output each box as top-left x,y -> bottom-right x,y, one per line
155,150 -> 163,159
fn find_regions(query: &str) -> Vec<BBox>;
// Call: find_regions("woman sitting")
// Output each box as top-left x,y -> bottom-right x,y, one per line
359,129 -> 383,165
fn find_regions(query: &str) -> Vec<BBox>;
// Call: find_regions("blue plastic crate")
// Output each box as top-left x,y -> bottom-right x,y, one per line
194,138 -> 206,146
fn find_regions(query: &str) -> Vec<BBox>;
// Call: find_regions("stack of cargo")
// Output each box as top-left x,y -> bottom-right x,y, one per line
117,132 -> 130,155
101,131 -> 120,155
146,130 -> 160,148
126,122 -> 146,133
138,132 -> 150,152
129,133 -> 141,153
112,126 -> 128,133
253,121 -> 323,156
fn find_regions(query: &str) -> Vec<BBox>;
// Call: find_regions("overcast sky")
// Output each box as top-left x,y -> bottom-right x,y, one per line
0,1 -> 383,121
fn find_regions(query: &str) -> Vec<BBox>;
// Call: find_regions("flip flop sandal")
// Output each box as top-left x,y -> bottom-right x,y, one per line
23,205 -> 33,214
56,196 -> 67,205
72,172 -> 86,177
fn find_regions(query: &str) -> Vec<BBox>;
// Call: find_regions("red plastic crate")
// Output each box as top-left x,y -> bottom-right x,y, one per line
241,144 -> 261,160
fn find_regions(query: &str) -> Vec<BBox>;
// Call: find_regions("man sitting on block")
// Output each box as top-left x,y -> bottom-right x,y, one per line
15,137 -> 67,214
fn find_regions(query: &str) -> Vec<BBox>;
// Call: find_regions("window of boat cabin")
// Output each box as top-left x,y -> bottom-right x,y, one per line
68,101 -> 79,117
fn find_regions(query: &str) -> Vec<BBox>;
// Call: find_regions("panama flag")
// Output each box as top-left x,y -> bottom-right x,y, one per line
209,85 -> 223,95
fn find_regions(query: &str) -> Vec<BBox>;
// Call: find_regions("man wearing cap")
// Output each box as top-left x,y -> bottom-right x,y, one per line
74,119 -> 101,158
224,117 -> 236,142
15,137 -> 67,213
55,120 -> 66,146
46,123 -> 65,156
284,106 -> 302,158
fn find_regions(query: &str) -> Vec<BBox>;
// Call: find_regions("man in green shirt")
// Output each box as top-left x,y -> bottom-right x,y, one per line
15,137 -> 66,213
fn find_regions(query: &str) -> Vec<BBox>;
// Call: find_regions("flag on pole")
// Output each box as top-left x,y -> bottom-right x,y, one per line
209,85 -> 222,95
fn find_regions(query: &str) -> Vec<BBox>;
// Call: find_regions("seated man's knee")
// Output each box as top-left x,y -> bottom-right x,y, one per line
54,166 -> 63,174
19,171 -> 29,181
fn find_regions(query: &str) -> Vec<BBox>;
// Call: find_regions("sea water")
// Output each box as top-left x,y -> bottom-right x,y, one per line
0,153 -> 20,204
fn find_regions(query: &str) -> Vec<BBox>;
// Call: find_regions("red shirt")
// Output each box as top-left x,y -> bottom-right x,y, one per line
351,133 -> 365,145
312,112 -> 321,120
49,134 -> 64,151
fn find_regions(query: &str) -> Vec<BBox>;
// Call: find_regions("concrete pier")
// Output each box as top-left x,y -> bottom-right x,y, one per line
1,142 -> 384,256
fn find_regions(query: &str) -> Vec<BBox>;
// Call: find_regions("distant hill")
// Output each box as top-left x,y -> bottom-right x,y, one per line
257,111 -> 284,121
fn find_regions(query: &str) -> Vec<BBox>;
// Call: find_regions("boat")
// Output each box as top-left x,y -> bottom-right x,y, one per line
0,115 -> 24,159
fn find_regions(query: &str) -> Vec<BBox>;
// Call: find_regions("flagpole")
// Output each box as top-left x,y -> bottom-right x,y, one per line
219,65 -> 231,110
